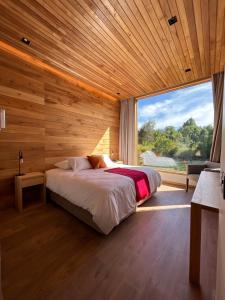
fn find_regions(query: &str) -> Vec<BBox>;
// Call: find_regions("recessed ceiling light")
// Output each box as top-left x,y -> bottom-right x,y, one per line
168,16 -> 177,26
21,37 -> 31,46
185,68 -> 191,72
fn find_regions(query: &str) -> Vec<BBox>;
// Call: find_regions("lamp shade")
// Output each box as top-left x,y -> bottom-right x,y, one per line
0,109 -> 5,130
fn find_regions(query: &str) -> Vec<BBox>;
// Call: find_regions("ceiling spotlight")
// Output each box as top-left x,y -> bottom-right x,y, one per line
21,37 -> 31,46
168,16 -> 177,26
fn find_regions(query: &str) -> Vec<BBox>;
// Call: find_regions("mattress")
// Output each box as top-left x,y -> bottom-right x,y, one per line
46,165 -> 161,234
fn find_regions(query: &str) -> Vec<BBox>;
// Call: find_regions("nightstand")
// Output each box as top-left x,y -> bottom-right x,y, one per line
15,172 -> 46,212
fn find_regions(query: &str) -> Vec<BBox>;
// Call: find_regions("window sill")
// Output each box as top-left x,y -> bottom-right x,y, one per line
144,166 -> 186,175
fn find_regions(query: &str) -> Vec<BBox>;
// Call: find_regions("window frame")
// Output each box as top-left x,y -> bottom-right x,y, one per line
136,78 -> 213,175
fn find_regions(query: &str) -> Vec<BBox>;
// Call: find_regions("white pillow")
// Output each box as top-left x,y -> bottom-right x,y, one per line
102,154 -> 115,167
69,157 -> 92,172
54,160 -> 71,170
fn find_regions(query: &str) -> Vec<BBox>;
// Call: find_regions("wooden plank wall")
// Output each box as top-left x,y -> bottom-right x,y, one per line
0,50 -> 120,209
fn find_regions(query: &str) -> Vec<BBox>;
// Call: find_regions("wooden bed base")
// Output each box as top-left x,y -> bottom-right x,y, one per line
47,189 -> 153,234
47,189 -> 104,234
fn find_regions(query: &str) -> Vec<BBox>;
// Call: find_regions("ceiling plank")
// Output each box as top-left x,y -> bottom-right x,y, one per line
0,0 -> 224,99
209,0 -> 218,74
214,0 -> 225,72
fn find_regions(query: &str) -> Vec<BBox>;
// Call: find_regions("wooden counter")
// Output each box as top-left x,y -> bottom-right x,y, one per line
189,171 -> 221,285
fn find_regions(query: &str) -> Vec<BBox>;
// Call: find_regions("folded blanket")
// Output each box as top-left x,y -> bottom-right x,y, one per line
105,168 -> 151,202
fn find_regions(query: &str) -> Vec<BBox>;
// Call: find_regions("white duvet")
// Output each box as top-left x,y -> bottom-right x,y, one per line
46,165 -> 161,234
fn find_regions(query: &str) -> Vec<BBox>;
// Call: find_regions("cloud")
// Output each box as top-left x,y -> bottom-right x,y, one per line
138,82 -> 213,129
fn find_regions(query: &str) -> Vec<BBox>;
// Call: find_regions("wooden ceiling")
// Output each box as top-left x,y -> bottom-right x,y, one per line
0,0 -> 224,99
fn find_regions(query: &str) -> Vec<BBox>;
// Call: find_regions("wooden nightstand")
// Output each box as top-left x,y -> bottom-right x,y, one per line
15,172 -> 46,212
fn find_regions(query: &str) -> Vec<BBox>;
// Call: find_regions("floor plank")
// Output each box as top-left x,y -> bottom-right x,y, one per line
0,185 -> 218,300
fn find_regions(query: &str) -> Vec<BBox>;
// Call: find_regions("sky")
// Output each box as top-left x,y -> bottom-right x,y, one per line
138,81 -> 214,129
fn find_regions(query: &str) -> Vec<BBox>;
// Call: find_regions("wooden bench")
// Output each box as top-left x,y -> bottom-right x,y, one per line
189,171 -> 220,285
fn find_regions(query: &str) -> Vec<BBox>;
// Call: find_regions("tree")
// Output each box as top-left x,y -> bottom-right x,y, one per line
138,121 -> 155,145
153,131 -> 179,157
152,128 -> 180,157
179,118 -> 201,152
164,126 -> 182,142
197,125 -> 213,159
138,117 -> 213,162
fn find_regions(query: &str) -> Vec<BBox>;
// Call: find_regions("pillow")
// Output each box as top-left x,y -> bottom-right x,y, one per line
102,154 -> 115,167
87,155 -> 106,169
68,157 -> 92,172
54,160 -> 71,170
205,160 -> 220,169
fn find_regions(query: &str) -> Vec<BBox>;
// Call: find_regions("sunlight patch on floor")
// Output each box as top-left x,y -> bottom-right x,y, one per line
136,204 -> 191,212
158,185 -> 186,192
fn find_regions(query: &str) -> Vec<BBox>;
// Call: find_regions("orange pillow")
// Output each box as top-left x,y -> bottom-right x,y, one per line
87,155 -> 106,169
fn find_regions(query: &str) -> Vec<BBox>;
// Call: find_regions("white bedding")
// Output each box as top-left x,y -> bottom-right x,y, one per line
46,165 -> 161,234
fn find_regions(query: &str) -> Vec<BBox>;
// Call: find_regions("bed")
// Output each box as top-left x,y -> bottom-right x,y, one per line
46,162 -> 161,234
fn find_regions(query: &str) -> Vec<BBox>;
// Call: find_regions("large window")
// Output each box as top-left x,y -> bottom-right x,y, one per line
137,81 -> 214,173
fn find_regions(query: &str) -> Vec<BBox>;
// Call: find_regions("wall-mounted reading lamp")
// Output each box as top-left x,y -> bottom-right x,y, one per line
18,150 -> 24,176
0,108 -> 5,130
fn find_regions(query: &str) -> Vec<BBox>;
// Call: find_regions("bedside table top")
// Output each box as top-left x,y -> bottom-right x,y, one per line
16,172 -> 44,180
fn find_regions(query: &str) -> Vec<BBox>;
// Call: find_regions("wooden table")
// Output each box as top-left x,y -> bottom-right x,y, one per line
189,171 -> 220,285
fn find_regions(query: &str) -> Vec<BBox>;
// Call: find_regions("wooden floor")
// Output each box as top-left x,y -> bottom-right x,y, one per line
0,185 -> 218,300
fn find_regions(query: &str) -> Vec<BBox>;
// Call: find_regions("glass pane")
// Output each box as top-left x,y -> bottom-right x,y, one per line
137,81 -> 213,173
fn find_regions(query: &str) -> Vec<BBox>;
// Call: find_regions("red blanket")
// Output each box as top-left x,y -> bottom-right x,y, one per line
105,168 -> 151,202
